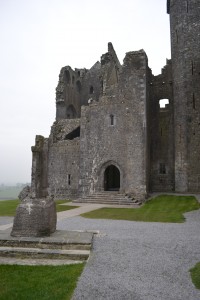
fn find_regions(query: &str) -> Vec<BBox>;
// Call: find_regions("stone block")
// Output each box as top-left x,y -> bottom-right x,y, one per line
11,198 -> 57,237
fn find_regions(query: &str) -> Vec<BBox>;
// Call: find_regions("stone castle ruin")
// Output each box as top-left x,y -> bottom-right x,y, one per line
11,0 -> 200,236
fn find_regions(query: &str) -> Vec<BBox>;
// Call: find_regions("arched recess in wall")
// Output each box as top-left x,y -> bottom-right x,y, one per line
66,104 -> 77,119
159,99 -> 169,109
76,80 -> 82,93
104,165 -> 120,191
64,70 -> 71,84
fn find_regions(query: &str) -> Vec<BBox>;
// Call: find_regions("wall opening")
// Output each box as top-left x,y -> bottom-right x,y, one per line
110,114 -> 115,125
76,80 -> 82,93
89,86 -> 94,94
65,126 -> 80,140
159,163 -> 166,174
66,105 -> 77,119
64,70 -> 71,84
193,93 -> 196,109
176,29 -> 178,43
104,165 -> 120,191
68,174 -> 71,185
159,99 -> 169,108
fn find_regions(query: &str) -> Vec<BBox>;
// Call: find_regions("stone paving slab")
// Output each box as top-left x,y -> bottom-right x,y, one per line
0,257 -> 84,266
0,229 -> 93,246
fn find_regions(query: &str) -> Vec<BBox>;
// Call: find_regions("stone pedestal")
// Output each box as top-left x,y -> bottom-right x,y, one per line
11,197 -> 57,237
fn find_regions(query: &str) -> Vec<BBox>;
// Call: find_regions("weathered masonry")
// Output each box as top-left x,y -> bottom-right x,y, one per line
30,0 -> 200,203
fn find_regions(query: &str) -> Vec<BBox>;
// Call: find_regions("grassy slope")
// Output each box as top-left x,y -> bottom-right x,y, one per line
0,264 -> 84,300
81,195 -> 200,223
190,262 -> 200,289
0,200 -> 78,216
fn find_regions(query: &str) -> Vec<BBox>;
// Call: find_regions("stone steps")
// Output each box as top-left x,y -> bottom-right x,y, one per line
73,192 -> 141,206
0,247 -> 90,261
0,230 -> 93,265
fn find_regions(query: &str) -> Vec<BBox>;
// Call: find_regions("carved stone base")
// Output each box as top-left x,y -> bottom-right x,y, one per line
11,197 -> 57,237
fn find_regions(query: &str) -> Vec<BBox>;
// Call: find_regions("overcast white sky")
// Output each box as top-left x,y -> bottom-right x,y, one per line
0,0 -> 170,185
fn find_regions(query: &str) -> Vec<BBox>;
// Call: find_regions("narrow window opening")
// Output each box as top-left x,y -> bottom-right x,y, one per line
176,30 -> 178,43
72,76 -> 75,84
193,93 -> 196,109
100,80 -> 103,92
64,70 -> 71,84
89,86 -> 94,94
77,71 -> 80,77
68,174 -> 71,185
159,163 -> 166,174
76,80 -> 82,93
192,61 -> 194,75
186,0 -> 189,13
110,114 -> 114,126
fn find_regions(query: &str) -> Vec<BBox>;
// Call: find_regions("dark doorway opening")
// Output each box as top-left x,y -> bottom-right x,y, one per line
104,165 -> 120,191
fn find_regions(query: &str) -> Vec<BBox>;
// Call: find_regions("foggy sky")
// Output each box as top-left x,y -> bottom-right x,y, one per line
0,0 -> 170,184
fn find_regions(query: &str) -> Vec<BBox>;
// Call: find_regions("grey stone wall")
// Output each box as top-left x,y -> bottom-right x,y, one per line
79,50 -> 149,200
169,0 -> 200,191
149,61 -> 174,191
47,119 -> 80,199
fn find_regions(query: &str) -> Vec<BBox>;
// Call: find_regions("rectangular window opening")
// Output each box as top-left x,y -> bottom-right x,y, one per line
176,30 -> 178,43
68,174 -> 71,185
193,93 -> 196,109
159,163 -> 166,174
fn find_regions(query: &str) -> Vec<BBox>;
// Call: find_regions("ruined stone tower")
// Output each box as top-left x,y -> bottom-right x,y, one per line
168,0 -> 200,192
28,0 -> 200,204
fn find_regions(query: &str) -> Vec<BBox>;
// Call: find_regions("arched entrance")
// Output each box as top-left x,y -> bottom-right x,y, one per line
104,165 -> 120,191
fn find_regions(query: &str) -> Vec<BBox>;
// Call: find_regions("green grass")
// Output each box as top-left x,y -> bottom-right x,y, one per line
190,262 -> 200,289
0,200 -> 78,216
0,264 -> 84,300
81,195 -> 200,223
55,200 -> 78,212
0,200 -> 20,216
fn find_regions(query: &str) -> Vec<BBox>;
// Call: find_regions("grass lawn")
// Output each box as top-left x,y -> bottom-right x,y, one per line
0,200 -> 78,216
190,262 -> 200,289
81,195 -> 200,223
0,264 -> 84,300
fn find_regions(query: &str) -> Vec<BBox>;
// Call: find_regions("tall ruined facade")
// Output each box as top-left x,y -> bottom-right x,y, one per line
31,1 -> 200,203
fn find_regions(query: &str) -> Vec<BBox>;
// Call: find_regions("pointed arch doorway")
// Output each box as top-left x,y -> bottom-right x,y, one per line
104,165 -> 120,191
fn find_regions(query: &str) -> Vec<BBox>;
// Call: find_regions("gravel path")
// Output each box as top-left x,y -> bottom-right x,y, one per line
57,210 -> 200,300
0,217 -> 13,226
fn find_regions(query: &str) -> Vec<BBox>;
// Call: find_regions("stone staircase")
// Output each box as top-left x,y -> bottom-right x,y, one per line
0,230 -> 93,265
73,192 -> 141,206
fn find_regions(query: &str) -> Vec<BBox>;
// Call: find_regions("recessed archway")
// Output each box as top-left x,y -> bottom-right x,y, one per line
104,165 -> 120,191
